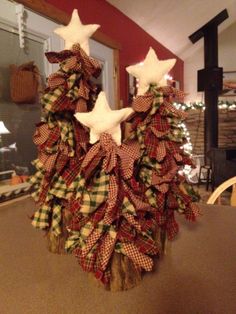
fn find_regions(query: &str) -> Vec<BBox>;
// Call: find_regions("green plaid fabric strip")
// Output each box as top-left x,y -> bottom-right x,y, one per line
139,167 -> 153,186
42,87 -> 63,112
51,204 -> 62,236
59,121 -> 74,153
69,175 -> 85,200
65,231 -> 81,252
122,196 -> 136,215
32,205 -> 50,229
80,171 -> 109,214
80,221 -> 94,240
48,175 -> 68,200
141,155 -> 161,172
145,188 -> 157,207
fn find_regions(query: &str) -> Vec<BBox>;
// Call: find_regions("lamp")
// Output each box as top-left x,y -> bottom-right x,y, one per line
0,121 -> 10,146
0,121 -> 10,135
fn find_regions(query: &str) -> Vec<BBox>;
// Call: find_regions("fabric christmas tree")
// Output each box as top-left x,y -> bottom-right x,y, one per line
29,10 -> 102,252
126,48 -> 200,242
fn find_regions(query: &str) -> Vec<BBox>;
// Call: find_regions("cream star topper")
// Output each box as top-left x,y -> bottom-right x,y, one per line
54,9 -> 100,55
126,47 -> 176,95
74,92 -> 133,146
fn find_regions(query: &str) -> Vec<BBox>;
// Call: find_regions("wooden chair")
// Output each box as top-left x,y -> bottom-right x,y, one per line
207,176 -> 236,206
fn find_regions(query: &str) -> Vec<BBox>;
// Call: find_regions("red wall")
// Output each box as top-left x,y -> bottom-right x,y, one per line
46,0 -> 184,106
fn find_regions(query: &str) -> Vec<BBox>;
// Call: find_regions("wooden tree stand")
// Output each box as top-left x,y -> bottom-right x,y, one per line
46,209 -> 72,254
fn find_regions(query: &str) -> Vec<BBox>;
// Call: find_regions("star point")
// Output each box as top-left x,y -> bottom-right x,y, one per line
54,9 -> 100,55
74,91 -> 133,146
126,47 -> 176,95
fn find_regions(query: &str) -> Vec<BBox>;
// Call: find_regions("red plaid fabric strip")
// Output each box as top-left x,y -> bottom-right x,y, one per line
185,203 -> 201,221
75,98 -> 88,113
77,79 -> 90,100
166,191 -> 179,209
160,100 -> 187,120
61,158 -> 81,186
118,141 -> 140,179
144,128 -> 159,159
99,233 -> 117,271
118,219 -> 136,242
90,204 -> 106,225
151,114 -> 170,132
81,229 -> 102,258
123,212 -> 141,232
124,183 -> 150,212
156,140 -> 166,162
103,175 -> 118,224
158,86 -> 185,103
38,151 -> 58,173
132,93 -> 154,112
47,72 -> 66,90
135,234 -> 159,255
103,150 -> 117,174
43,126 -> 60,149
33,123 -> 50,146
122,243 -> 153,271
166,213 -> 179,240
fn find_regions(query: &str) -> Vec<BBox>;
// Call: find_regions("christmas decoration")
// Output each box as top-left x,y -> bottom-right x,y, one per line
126,47 -> 176,95
29,11 -> 102,253
54,9 -> 99,55
29,11 -> 200,291
75,91 -> 133,145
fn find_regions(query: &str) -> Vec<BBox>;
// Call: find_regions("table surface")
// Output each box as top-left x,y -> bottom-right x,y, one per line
0,198 -> 236,314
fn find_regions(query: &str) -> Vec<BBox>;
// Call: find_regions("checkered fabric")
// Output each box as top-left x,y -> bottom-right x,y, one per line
132,93 -> 154,112
45,43 -> 101,79
51,204 -> 62,235
121,196 -> 136,215
103,175 -> 118,224
135,234 -> 159,255
68,174 -> 85,200
81,228 -> 102,258
123,212 -> 141,232
48,175 -> 68,200
80,171 -> 109,214
98,229 -> 117,271
119,242 -> 153,271
32,204 -> 50,229
65,230 -> 81,252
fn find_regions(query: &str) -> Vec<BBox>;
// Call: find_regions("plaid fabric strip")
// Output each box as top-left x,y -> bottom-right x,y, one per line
121,196 -> 136,215
123,212 -> 141,232
98,229 -> 117,271
33,123 -> 50,146
124,182 -> 150,211
160,100 -> 187,120
32,204 -> 50,229
51,204 -> 62,236
48,175 -> 68,199
145,188 -> 157,207
184,203 -> 200,221
118,141 -> 140,179
135,234 -> 159,255
151,114 -> 170,132
68,174 -> 85,200
103,150 -> 117,174
80,221 -> 94,240
158,86 -> 185,103
65,230 -> 81,252
132,93 -> 154,112
81,228 -> 102,258
80,171 -> 109,214
61,159 -> 81,186
119,242 -> 153,271
43,125 -> 60,149
166,213 -> 179,240
103,175 -> 118,224
41,87 -> 63,112
38,151 -> 58,173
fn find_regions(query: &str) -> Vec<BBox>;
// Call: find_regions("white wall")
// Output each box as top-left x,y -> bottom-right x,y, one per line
184,22 -> 236,103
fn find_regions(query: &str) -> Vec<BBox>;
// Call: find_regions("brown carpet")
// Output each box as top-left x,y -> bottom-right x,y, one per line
1,197 -> 236,314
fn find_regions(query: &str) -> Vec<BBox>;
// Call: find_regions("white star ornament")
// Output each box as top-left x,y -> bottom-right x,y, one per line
54,9 -> 100,55
74,92 -> 133,146
126,47 -> 176,95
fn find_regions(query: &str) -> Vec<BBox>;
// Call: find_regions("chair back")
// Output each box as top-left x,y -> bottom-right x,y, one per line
207,176 -> 236,206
